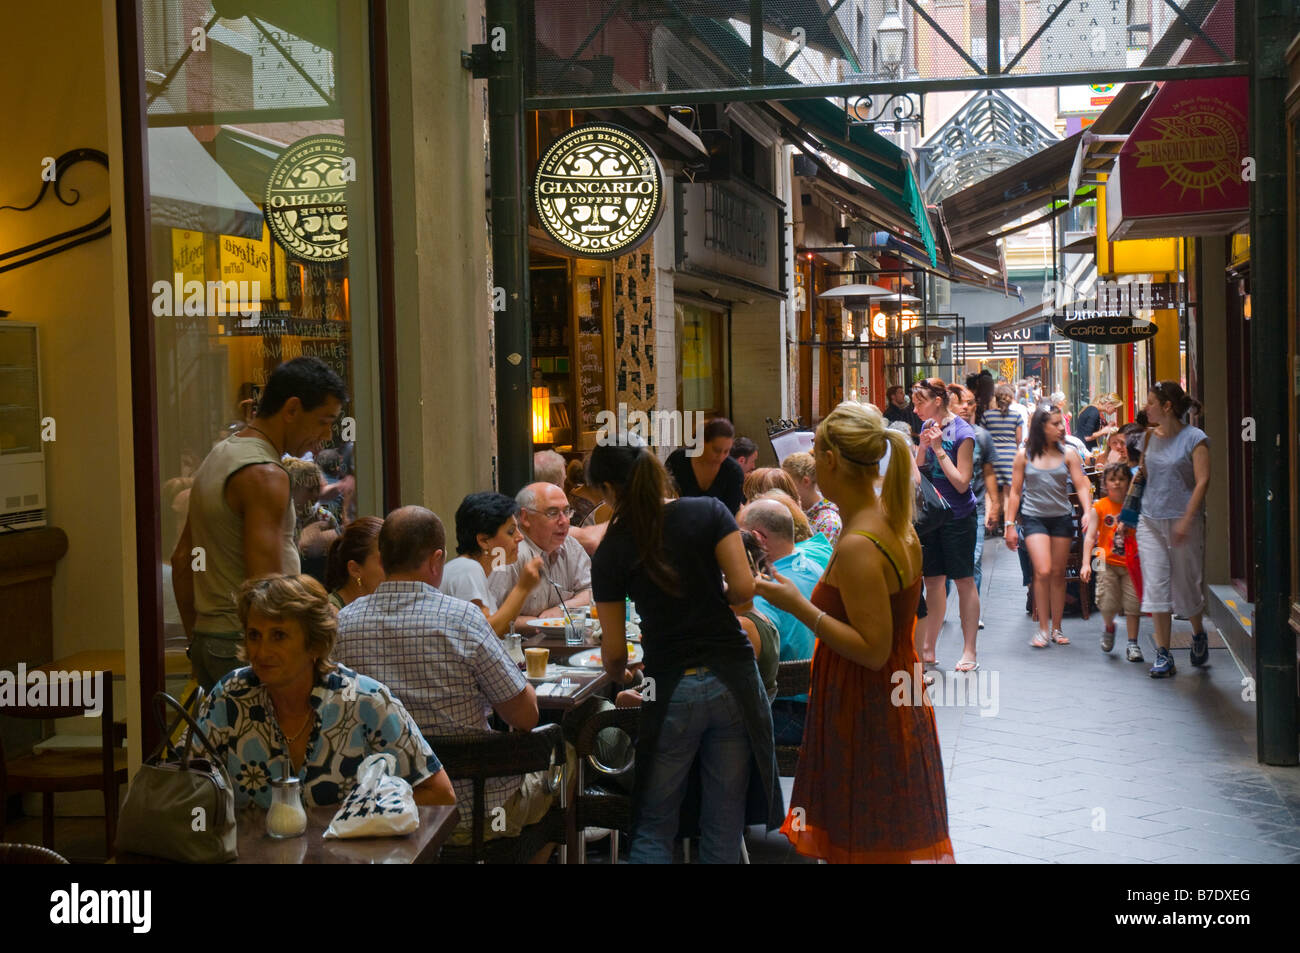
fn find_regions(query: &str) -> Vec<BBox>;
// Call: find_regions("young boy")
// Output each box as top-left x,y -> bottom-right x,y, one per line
1081,462 -> 1143,661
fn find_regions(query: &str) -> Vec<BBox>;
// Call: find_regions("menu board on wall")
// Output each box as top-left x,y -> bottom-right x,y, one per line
576,275 -> 606,437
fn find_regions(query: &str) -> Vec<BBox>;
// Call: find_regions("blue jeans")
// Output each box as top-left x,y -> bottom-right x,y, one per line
771,699 -> 806,747
947,499 -> 987,598
629,671 -> 752,864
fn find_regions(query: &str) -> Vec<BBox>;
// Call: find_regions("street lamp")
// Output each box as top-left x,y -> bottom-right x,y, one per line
877,3 -> 906,76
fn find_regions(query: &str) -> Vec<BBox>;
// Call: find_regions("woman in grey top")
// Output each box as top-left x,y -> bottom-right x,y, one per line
1135,382 -> 1210,678
1003,408 -> 1093,648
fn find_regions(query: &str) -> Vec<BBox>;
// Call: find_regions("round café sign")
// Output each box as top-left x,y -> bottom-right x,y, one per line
264,134 -> 349,262
533,123 -> 664,258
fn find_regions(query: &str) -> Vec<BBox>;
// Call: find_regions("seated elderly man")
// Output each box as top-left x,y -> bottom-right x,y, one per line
737,497 -> 823,746
335,506 -> 571,854
488,482 -> 592,620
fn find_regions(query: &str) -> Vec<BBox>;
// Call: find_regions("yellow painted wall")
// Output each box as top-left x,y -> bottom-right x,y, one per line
0,1 -> 137,763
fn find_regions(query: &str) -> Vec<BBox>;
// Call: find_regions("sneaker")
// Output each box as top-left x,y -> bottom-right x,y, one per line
1190,631 -> 1209,667
1149,647 -> 1176,678
978,618 -> 985,630
1126,641 -> 1144,663
1101,624 -> 1116,653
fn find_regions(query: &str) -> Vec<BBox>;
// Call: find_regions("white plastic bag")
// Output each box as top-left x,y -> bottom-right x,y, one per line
323,753 -> 420,839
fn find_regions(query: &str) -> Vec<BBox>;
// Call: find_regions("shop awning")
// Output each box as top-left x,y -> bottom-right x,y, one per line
148,127 -> 264,239
1105,77 -> 1249,240
684,18 -> 936,263
938,0 -> 1227,257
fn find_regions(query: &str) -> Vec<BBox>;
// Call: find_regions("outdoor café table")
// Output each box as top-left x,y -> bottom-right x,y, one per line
116,803 -> 460,864
32,648 -> 192,680
531,668 -> 612,712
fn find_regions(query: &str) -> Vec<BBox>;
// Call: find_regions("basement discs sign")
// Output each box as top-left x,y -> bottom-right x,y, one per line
265,134 -> 349,262
534,123 -> 664,258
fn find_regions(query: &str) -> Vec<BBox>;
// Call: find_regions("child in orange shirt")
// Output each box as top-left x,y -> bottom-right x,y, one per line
1081,463 -> 1143,661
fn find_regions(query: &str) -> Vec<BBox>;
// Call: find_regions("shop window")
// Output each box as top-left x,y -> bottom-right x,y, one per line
141,2 -> 380,600
678,301 -> 726,417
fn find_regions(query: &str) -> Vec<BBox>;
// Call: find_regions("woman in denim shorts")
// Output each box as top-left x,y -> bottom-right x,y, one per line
1003,408 -> 1094,648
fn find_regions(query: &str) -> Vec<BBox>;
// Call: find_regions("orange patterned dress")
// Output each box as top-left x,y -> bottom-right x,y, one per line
781,532 -> 954,863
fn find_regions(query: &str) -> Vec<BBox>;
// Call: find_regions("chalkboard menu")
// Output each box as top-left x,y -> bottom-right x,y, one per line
576,275 -> 606,438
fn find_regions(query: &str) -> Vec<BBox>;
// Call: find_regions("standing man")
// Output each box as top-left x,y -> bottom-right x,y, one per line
883,384 -> 924,438
172,356 -> 345,689
489,482 -> 593,621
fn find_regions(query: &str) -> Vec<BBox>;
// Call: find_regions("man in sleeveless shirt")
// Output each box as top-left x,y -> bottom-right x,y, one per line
172,357 -> 346,689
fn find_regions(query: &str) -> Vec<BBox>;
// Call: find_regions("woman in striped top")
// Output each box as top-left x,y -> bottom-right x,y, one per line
983,383 -> 1023,497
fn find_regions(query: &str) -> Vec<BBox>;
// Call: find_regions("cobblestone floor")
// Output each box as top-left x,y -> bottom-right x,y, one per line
745,542 -> 1300,864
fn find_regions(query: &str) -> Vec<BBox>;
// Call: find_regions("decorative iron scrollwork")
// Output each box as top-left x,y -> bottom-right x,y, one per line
846,93 -> 923,129
0,149 -> 110,275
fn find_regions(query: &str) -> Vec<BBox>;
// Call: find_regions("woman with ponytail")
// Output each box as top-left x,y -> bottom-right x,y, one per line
1136,381 -> 1212,678
590,434 -> 781,863
756,402 -> 953,863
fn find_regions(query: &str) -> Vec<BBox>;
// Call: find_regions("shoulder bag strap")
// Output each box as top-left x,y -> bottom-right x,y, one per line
151,691 -> 234,791
1138,430 -> 1154,482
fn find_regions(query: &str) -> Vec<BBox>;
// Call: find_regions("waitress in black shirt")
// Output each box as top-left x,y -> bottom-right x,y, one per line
590,436 -> 781,863
663,417 -> 746,515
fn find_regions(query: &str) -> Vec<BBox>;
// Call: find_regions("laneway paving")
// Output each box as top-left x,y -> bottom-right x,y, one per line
748,542 -> 1300,864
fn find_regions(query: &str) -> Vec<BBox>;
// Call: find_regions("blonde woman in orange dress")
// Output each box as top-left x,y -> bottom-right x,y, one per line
755,401 -> 953,863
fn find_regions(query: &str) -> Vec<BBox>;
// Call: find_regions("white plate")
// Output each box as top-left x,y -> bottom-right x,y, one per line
524,664 -> 561,681
523,617 -> 569,628
568,645 -> 643,668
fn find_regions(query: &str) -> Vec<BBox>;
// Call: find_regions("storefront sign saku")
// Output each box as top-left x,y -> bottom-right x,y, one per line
533,123 -> 664,259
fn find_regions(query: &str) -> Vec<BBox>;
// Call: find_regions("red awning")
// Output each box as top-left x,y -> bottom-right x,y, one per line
1106,75 -> 1249,240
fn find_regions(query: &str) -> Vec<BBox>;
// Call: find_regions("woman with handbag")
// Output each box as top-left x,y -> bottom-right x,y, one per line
195,574 -> 456,810
1133,382 -> 1211,678
1003,409 -> 1094,648
756,401 -> 953,863
910,378 -> 981,672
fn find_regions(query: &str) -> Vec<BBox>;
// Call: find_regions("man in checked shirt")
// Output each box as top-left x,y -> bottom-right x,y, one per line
335,506 -> 573,858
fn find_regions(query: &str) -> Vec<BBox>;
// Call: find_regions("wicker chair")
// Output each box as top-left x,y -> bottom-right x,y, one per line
774,659 -> 811,777
424,724 -> 567,864
573,706 -> 639,864
0,842 -> 70,864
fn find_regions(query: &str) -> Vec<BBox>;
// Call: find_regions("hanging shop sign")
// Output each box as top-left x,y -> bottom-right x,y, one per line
1107,78 -> 1249,240
1051,313 -> 1157,344
264,134 -> 350,262
986,323 -> 1051,347
533,123 -> 664,259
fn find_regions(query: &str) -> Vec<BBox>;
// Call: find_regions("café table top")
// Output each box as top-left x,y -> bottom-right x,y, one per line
30,648 -> 191,679
530,668 -> 611,711
117,804 -> 460,864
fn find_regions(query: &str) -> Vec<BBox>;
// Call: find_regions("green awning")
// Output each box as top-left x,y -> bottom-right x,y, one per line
689,18 -> 936,264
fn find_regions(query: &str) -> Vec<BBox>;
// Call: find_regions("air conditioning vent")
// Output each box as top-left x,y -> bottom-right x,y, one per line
0,508 -> 45,529
5,496 -> 20,508
23,494 -> 38,505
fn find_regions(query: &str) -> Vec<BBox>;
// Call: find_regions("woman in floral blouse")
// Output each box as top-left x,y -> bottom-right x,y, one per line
196,574 -> 456,810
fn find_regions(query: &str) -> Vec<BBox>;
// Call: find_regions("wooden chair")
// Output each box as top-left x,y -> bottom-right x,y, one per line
0,671 -> 126,858
774,660 -> 811,777
424,724 -> 567,864
0,842 -> 69,864
573,706 -> 639,864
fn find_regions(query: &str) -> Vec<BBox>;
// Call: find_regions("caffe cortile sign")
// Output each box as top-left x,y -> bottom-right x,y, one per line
533,123 -> 664,259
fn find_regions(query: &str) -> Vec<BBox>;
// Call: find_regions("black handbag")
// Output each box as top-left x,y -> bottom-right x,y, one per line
913,473 -> 952,538
115,691 -> 238,863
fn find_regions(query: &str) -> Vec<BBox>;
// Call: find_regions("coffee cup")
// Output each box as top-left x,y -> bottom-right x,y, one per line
524,647 -> 549,678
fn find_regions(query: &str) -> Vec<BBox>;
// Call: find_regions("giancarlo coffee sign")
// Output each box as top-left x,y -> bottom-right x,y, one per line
264,134 -> 350,263
533,123 -> 664,258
